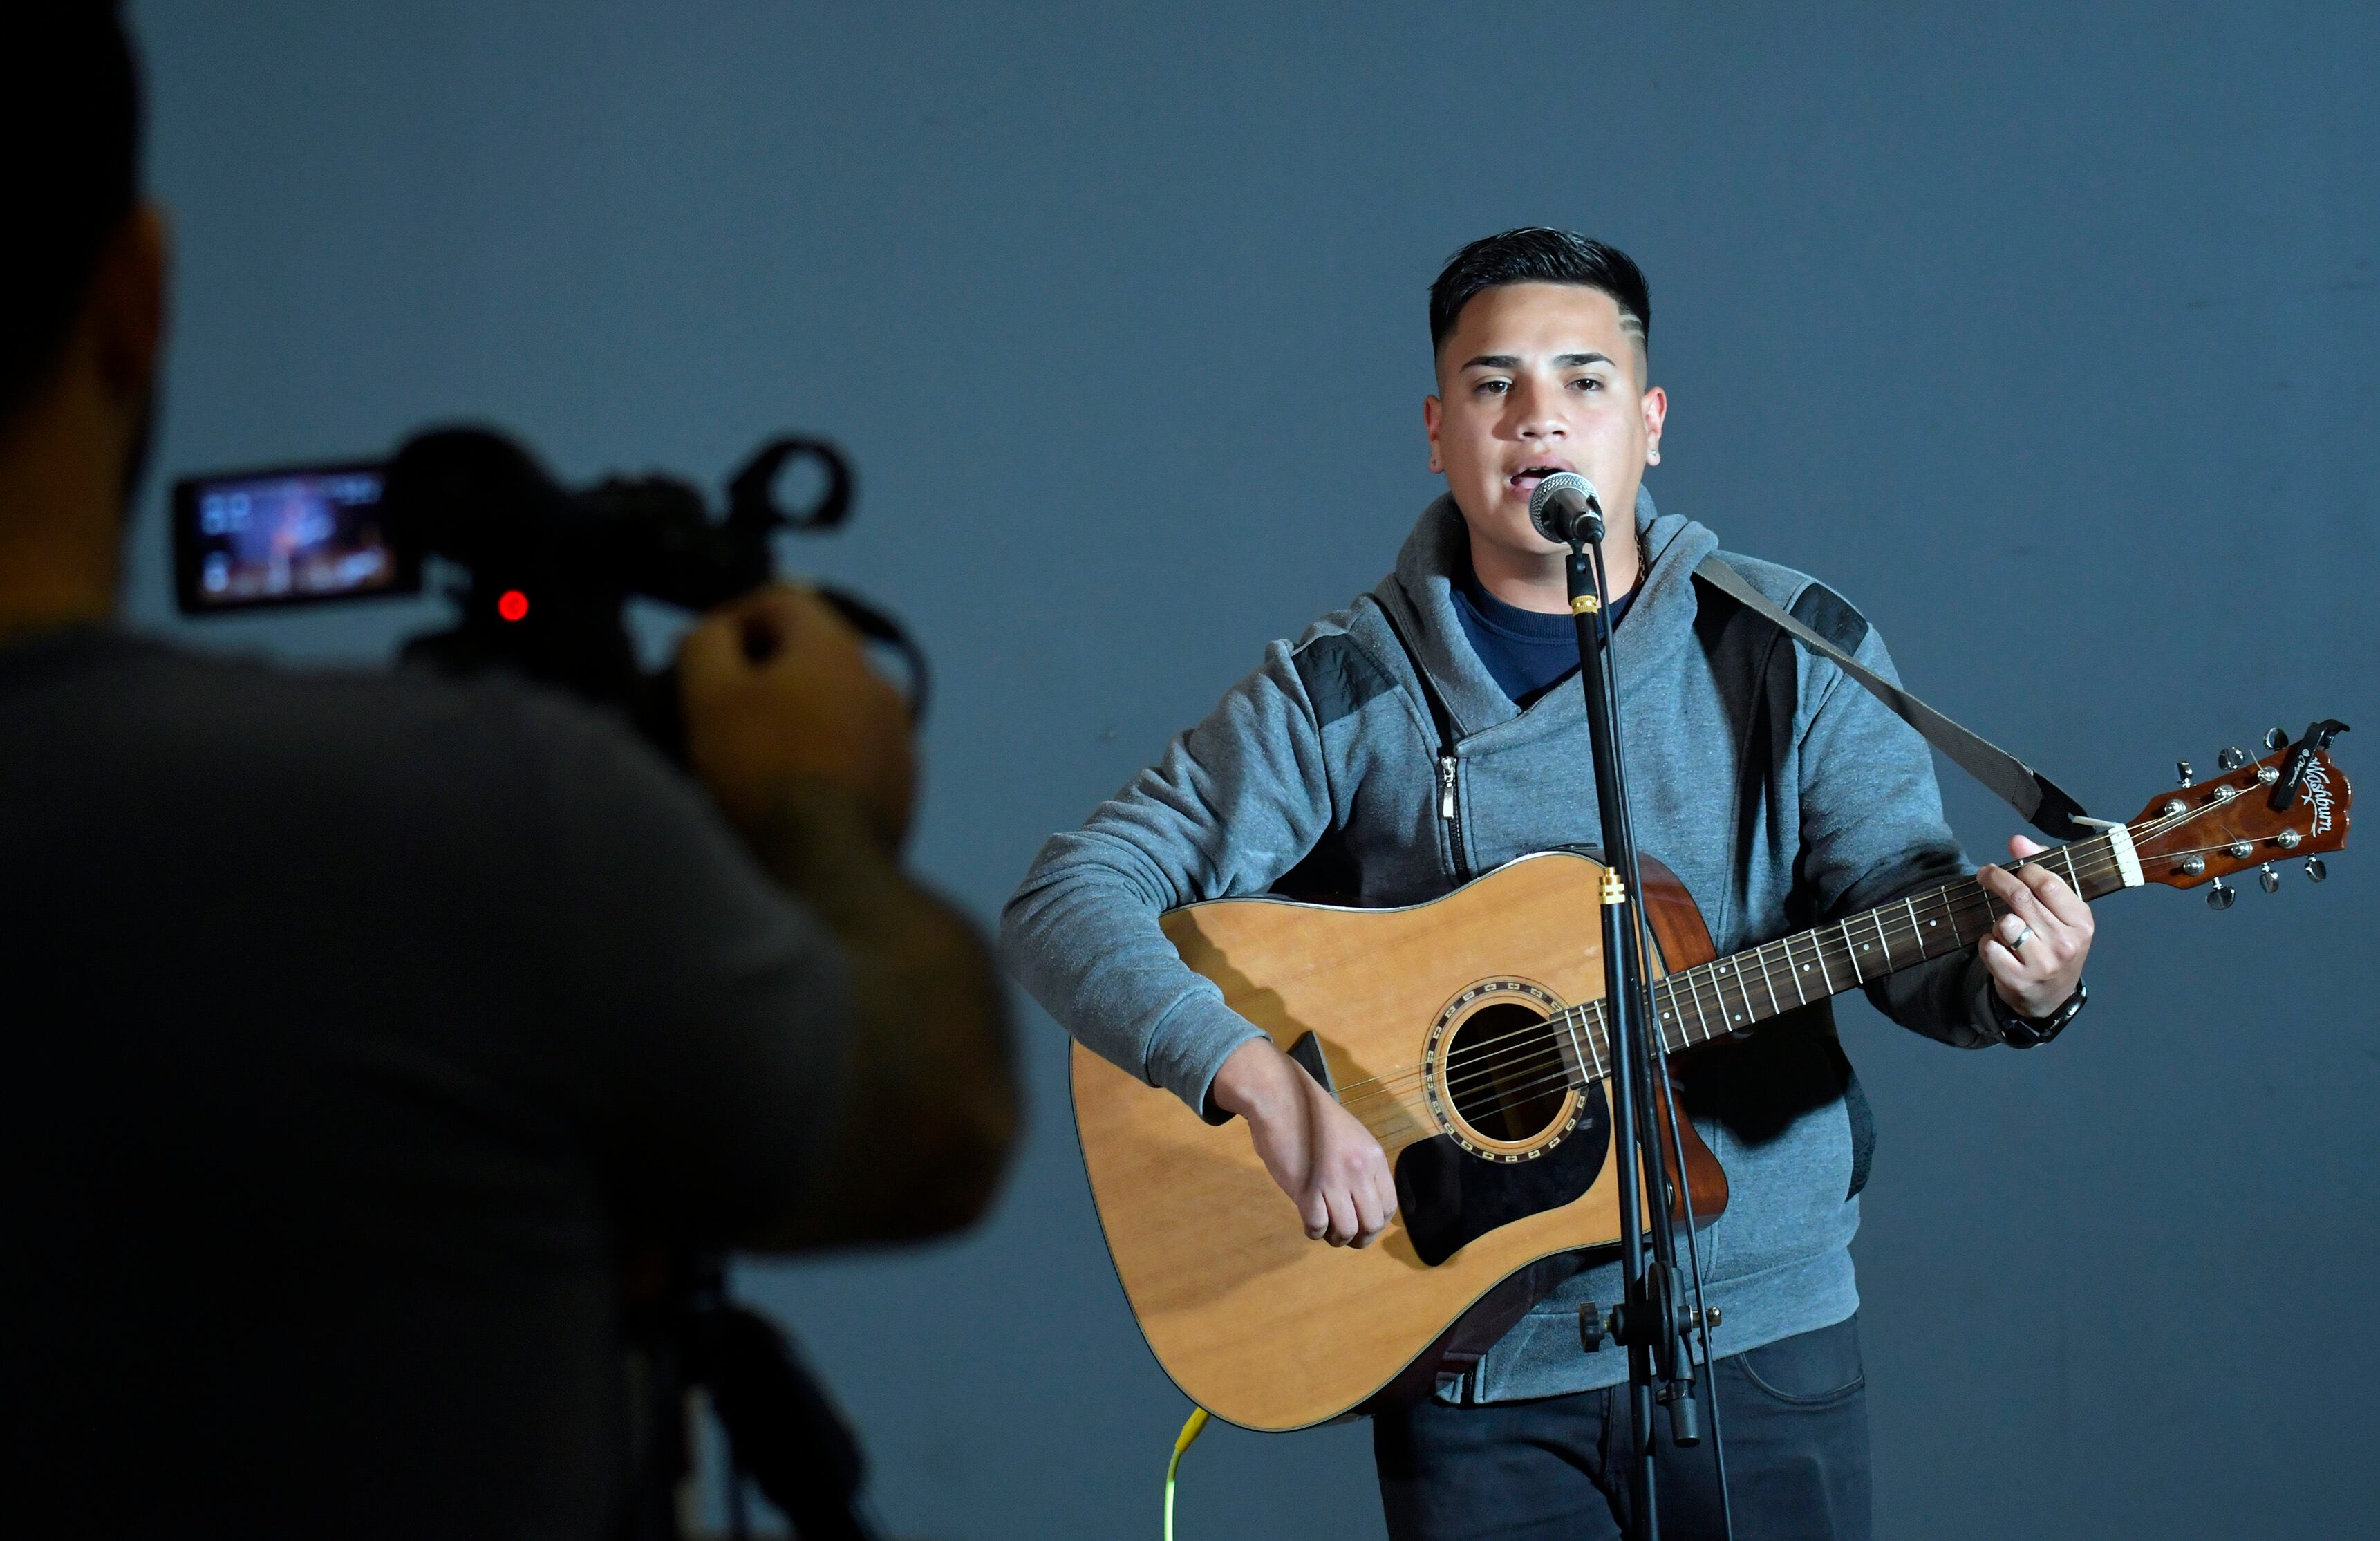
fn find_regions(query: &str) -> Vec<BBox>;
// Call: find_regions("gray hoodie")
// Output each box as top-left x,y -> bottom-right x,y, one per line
1002,492 -> 2013,1401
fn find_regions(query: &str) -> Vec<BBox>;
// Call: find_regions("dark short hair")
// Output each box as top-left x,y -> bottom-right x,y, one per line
1428,228 -> 1651,368
2,5 -> 143,419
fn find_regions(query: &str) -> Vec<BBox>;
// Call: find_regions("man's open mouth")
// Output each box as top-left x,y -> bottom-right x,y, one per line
1507,463 -> 1571,492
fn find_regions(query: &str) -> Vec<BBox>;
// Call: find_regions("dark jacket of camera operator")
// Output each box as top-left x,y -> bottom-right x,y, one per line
0,13 -> 1015,1538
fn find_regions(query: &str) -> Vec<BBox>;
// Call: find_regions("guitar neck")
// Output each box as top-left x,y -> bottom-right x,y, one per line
1552,829 -> 2144,1078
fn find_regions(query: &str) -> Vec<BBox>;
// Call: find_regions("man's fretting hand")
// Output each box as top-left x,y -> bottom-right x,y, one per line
1977,834 -> 2095,1019
1210,1037 -> 1398,1248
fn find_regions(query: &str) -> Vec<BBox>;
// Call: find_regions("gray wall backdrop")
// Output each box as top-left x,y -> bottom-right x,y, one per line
124,3 -> 2377,1536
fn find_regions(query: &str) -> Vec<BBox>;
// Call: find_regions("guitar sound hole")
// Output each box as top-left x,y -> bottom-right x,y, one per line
1445,1002 -> 1570,1143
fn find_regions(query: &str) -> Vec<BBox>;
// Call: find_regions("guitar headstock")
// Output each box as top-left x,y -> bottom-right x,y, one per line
2124,720 -> 2351,904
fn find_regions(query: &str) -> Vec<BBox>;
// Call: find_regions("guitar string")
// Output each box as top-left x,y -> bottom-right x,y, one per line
1322,829 -> 2131,1107
1244,794 -> 2250,1148
1336,870 -> 2062,1130
1493,805 -> 2283,1101
1330,784 -> 2253,1113
1410,872 -> 2016,1110
1328,831 -> 2165,1132
2121,837 -> 2287,863
1330,894 -> 1939,1110
1410,829 -> 2177,1117
1336,837 -> 2117,1109
1408,883 -> 2048,1126
1340,864 -> 2083,1119
1342,819 -> 2265,1143
1383,872 -> 2071,1121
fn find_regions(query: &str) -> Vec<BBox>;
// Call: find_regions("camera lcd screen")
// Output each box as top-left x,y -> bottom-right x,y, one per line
172,462 -> 418,613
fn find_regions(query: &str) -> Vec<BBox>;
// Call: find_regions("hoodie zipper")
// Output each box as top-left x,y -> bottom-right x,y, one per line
1439,754 -> 1470,879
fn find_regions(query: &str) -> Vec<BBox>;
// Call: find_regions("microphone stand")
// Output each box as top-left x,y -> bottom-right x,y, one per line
1562,515 -> 1714,1541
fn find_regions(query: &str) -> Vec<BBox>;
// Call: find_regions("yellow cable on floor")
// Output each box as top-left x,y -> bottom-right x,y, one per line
1163,1405 -> 1211,1541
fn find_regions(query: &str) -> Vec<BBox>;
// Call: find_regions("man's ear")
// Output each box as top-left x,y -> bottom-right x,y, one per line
1640,384 -> 1667,466
1423,392 -> 1443,474
93,203 -> 170,408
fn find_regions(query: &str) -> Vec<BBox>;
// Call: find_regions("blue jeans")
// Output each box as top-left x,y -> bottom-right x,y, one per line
1373,1314 -> 1871,1541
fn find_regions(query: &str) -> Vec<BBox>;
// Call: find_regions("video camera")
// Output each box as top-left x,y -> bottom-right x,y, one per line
170,426 -> 927,751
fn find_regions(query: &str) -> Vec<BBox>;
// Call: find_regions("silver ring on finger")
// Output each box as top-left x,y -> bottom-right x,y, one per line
2007,923 -> 2034,955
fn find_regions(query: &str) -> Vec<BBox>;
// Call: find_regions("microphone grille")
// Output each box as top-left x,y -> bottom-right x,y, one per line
1527,471 -> 1600,542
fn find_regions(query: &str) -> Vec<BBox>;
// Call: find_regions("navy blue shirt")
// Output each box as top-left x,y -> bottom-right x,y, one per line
1452,567 -> 1636,707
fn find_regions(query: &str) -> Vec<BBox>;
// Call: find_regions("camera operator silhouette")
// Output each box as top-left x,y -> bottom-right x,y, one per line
0,10 -> 1015,1538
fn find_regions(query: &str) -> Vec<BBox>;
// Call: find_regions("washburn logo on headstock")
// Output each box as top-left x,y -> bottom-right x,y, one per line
2304,761 -> 2336,836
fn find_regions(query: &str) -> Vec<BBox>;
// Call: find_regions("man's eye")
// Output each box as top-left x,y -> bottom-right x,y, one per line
1475,380 -> 1510,396
1571,376 -> 1603,392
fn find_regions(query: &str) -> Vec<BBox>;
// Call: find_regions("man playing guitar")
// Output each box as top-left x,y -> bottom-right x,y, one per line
1002,228 -> 2094,1540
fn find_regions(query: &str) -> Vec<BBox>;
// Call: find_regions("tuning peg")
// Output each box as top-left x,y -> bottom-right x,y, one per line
2175,760 -> 2195,787
2206,877 -> 2236,910
2218,745 -> 2249,771
2266,727 -> 2292,751
2305,857 -> 2327,884
2259,863 -> 2280,893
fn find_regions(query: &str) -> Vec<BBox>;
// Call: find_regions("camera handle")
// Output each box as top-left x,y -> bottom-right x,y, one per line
727,437 -> 855,536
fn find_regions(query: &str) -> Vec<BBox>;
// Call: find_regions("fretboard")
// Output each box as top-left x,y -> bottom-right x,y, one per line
1546,832 -> 2137,1083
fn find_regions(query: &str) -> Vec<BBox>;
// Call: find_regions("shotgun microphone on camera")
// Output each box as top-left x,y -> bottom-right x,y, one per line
1528,471 -> 1604,545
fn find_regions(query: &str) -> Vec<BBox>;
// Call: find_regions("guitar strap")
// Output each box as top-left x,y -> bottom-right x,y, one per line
1690,555 -> 2091,841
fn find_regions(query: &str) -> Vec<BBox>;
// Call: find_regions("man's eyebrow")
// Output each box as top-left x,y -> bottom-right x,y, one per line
1459,351 -> 1613,371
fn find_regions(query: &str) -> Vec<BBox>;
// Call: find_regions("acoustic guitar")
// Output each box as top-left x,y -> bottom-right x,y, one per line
1070,727 -> 2352,1431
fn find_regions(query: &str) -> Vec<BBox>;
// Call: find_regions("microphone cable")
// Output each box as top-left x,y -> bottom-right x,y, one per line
1163,1405 -> 1211,1540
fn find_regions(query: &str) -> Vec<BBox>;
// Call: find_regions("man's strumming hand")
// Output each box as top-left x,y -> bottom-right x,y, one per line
1210,1037 -> 1398,1249
1978,834 -> 2095,1019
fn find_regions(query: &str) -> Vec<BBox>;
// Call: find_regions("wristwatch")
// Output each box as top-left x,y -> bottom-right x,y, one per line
1990,977 -> 2088,1048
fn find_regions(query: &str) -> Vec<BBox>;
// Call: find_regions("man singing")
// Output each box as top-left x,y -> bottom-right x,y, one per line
1002,228 -> 2094,1539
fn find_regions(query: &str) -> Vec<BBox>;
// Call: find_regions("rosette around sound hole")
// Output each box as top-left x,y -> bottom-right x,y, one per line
1444,1001 -> 1573,1145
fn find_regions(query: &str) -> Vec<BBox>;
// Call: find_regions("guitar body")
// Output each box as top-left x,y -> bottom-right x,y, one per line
1070,850 -> 1729,1432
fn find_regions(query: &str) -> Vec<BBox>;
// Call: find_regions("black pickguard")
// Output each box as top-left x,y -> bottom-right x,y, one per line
1394,1093 -> 1612,1267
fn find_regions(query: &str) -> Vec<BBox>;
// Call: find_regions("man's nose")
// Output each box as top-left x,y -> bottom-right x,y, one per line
1509,376 -> 1566,439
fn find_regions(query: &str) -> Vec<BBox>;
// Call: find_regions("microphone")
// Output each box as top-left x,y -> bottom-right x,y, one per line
1527,471 -> 1603,545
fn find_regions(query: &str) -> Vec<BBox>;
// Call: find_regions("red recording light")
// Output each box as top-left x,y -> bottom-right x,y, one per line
496,590 -> 530,623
